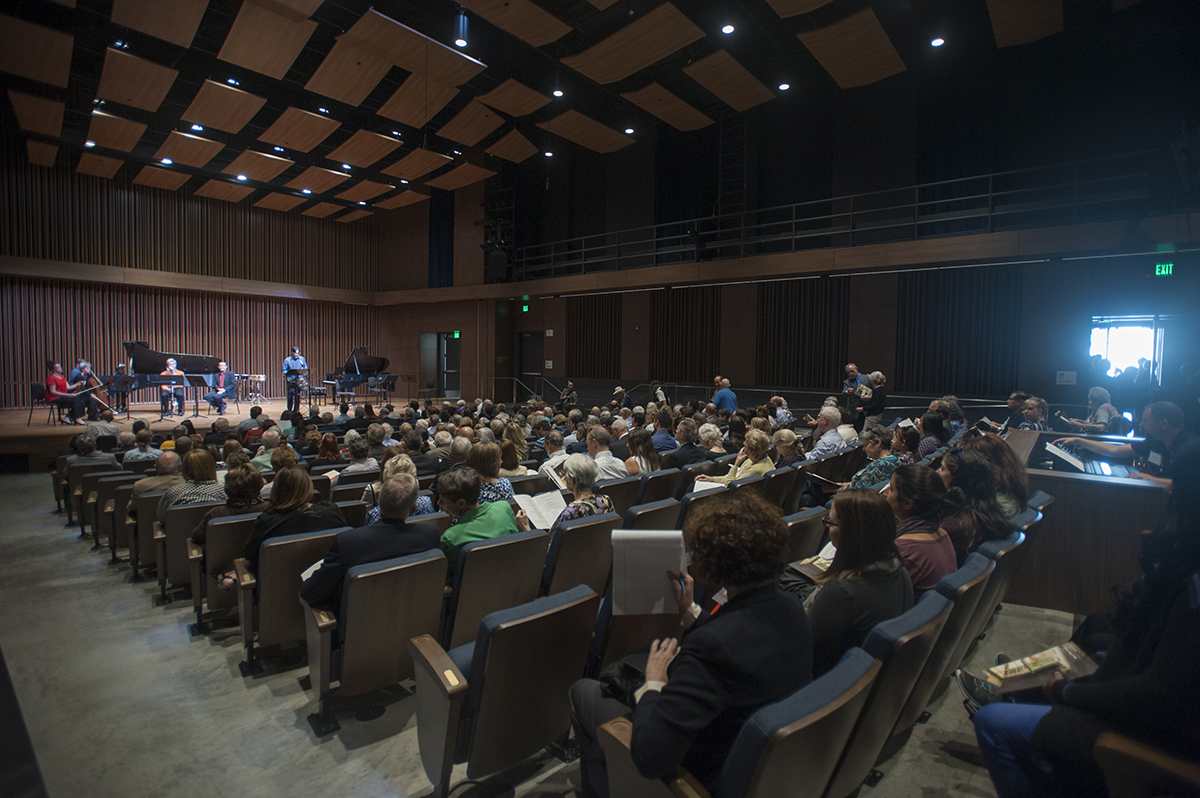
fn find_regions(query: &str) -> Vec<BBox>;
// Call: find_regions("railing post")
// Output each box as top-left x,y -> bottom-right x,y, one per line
987,175 -> 994,234
913,185 -> 919,240
848,194 -> 854,246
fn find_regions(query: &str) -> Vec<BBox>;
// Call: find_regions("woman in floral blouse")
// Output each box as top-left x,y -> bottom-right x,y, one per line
516,453 -> 613,537
842,429 -> 902,490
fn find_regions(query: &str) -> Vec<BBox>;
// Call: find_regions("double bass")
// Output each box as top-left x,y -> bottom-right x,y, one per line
76,362 -> 113,413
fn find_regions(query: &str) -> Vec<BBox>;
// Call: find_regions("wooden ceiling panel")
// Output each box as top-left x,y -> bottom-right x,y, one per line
536,109 -> 634,154
381,148 -> 453,181
254,192 -> 307,211
257,107 -> 341,153
335,209 -> 373,223
77,153 -> 124,179
424,163 -> 496,191
284,165 -> 350,193
561,3 -> 705,85
435,101 -> 504,146
797,8 -> 907,89
458,0 -> 571,47
764,0 -> 834,18
154,131 -> 223,168
327,130 -> 402,167
485,129 -> 539,163
985,0 -> 1063,47
340,10 -> 486,87
0,15 -> 73,88
682,50 -> 775,113
335,180 -> 394,202
303,39 -> 392,107
221,150 -> 294,182
621,83 -> 712,131
86,110 -> 146,151
301,202 -> 342,218
8,91 -> 64,137
195,180 -> 255,202
181,80 -> 267,134
27,141 -> 58,167
249,0 -> 322,23
585,0 -> 619,9
374,190 -> 430,210
96,48 -> 178,112
217,1 -> 317,80
132,165 -> 192,190
111,0 -> 209,48
376,74 -> 459,128
475,78 -> 550,117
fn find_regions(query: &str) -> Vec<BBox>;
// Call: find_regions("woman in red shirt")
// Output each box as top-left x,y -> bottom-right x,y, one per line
45,362 -> 86,424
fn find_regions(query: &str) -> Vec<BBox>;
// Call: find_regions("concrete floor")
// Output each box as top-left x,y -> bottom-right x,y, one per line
0,472 -> 1076,798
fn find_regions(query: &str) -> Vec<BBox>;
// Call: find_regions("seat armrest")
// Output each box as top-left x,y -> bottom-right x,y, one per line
104,499 -> 115,514
1094,731 -> 1200,798
409,634 -> 468,795
233,558 -> 256,591
234,558 -> 256,649
188,542 -> 204,563
152,522 -> 165,543
410,634 -> 467,698
86,491 -> 98,506
598,719 -> 710,798
301,595 -> 336,702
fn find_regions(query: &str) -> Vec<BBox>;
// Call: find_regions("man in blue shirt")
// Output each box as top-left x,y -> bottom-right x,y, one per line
713,379 -> 738,413
842,363 -> 866,422
651,411 -> 679,455
805,407 -> 848,463
282,346 -> 307,415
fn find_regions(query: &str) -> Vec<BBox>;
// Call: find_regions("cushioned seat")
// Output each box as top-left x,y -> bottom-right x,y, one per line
622,499 -> 681,530
542,511 -> 620,597
443,529 -> 548,649
783,506 -> 828,562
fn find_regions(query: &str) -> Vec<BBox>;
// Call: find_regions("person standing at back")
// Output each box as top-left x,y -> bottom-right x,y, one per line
282,346 -> 307,415
712,379 -> 738,414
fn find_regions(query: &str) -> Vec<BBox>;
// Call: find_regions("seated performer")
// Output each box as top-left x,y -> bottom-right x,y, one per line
159,358 -> 185,417
203,361 -> 236,415
45,361 -> 86,425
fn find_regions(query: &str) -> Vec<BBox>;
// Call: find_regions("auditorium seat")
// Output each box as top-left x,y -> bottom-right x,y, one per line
81,469 -> 133,543
594,476 -> 641,519
782,467 -> 813,516
587,581 -> 683,676
335,501 -> 368,529
123,459 -> 158,477
331,483 -> 368,503
761,466 -> 799,508
234,527 -> 346,675
442,530 -> 548,649
1094,731 -> 1200,798
410,585 -> 600,798
964,530 -> 1029,648
622,499 -> 681,531
1027,490 -> 1055,513
823,592 -> 953,797
726,473 -> 767,495
674,460 -> 725,499
67,462 -> 118,526
128,489 -> 170,581
91,473 -> 140,554
638,468 -> 682,506
598,648 -> 882,798
509,473 -> 549,495
302,549 -> 446,737
104,482 -> 138,564
409,511 -> 453,534
676,487 -> 727,529
335,469 -> 380,487
51,454 -> 70,512
541,511 -> 619,597
94,434 -> 118,453
310,474 -> 331,501
783,507 -> 829,562
186,511 -> 261,635
153,501 -> 225,606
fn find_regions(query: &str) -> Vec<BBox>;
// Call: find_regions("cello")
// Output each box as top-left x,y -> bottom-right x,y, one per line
77,362 -> 114,413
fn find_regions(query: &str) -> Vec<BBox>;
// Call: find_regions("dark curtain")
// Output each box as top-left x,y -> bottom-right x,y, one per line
565,294 -> 622,379
648,287 -> 722,383
756,277 -> 850,389
894,266 -> 1022,395
427,190 -> 454,288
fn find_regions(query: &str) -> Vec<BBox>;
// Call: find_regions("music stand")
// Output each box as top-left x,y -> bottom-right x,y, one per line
286,369 -> 309,412
110,375 -> 138,421
149,375 -> 183,422
186,374 -> 209,418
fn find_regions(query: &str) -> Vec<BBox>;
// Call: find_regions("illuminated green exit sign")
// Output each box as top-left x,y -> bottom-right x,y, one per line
1155,262 -> 1173,276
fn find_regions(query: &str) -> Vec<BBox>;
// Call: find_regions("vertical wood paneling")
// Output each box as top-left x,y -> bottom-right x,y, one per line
1,276 -> 379,409
756,277 -> 850,388
649,286 -> 721,383
565,294 -> 623,379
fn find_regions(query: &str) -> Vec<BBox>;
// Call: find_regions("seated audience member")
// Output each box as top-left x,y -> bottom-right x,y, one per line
588,427 -> 630,481
516,453 -> 614,537
805,406 -> 849,463
1018,396 -> 1052,431
436,466 -> 521,579
235,406 -> 262,434
891,426 -> 921,466
650,411 -> 679,455
340,437 -> 379,478
962,433 -> 1029,517
124,429 -> 162,462
402,430 -> 449,475
623,427 -> 661,478
222,438 -> 243,462
782,489 -> 913,675
173,434 -> 194,459
296,428 -> 322,458
465,441 -> 515,504
886,465 -> 956,599
203,418 -> 230,447
989,392 -> 1031,432
1063,386 -> 1123,434
772,428 -> 802,468
661,419 -> 705,471
569,490 -> 813,797
1056,402 -> 1197,490
67,434 -> 120,468
750,415 -> 772,436
259,446 -> 302,497
248,429 -> 284,473
85,409 -> 120,441
242,416 -> 272,448
332,403 -> 352,426
365,423 -> 388,462
725,416 -> 747,453
428,430 -> 454,460
156,450 -> 228,524
344,405 -> 370,431
609,419 -> 632,461
937,449 -> 1014,566
363,403 -> 377,421
300,474 -> 442,627
941,396 -> 968,437
364,454 -> 436,525
242,466 -> 346,576
498,440 -> 527,479
113,430 -> 136,458
917,412 -> 950,457
538,430 -> 569,482
698,423 -> 728,461
502,422 -> 529,461
969,440 -> 1200,798
842,428 -> 902,490
697,429 -> 773,486
193,464 -> 269,590
315,433 -> 344,464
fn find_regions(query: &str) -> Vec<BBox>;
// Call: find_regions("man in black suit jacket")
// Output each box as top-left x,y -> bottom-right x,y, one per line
300,474 -> 440,630
203,418 -> 231,447
609,418 -> 632,461
402,430 -> 450,475
661,419 -> 706,470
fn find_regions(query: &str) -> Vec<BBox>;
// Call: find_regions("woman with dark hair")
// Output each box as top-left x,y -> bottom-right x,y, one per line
363,403 -> 377,420
842,429 -> 902,490
194,464 -> 270,590
466,441 -> 515,504
222,438 -> 243,463
971,441 -> 1200,798
624,427 -> 661,477
726,416 -> 748,454
498,439 -> 526,479
316,433 -> 344,463
296,428 -> 321,458
962,432 -> 1029,517
937,449 -> 1014,566
568,491 -> 813,797
242,465 -> 345,576
156,450 -> 227,523
891,426 -> 921,466
790,489 -> 913,675
917,412 -> 950,457
886,464 -> 956,599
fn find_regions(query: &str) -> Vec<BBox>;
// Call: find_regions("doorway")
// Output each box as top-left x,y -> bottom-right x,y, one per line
518,332 -> 544,402
418,332 -> 463,399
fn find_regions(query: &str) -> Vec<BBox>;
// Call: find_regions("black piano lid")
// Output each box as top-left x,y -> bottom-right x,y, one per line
337,347 -> 388,375
123,341 -> 220,374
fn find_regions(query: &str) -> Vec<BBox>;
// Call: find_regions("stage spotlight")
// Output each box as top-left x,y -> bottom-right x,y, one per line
625,128 -> 634,134
779,83 -> 790,91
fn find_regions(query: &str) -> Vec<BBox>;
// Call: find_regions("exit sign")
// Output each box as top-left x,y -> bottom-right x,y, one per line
1155,262 -> 1173,276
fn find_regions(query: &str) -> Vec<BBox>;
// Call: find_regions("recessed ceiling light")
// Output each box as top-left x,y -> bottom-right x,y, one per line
779,83 -> 791,91
625,128 -> 634,134
544,151 -> 553,157
358,201 -> 366,205
318,107 -> 329,114
453,150 -> 462,155
190,124 -> 203,132
400,179 -> 409,184
392,131 -> 401,136
161,158 -> 173,165
302,189 -> 312,194
454,37 -> 467,47
84,140 -> 96,148
342,164 -> 352,170
236,174 -> 247,181
721,24 -> 735,34
553,89 -> 564,98
274,146 -> 284,152
931,37 -> 945,47
227,78 -> 239,86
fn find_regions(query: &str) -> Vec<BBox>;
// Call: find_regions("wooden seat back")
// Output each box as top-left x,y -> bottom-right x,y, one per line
1094,732 -> 1200,798
676,487 -> 727,529
161,501 -> 226,586
310,474 -> 331,502
594,476 -> 641,519
445,530 -> 549,649
336,469 -> 379,487
123,458 -> 158,477
335,501 -> 368,528
638,468 -> 681,505
409,511 -> 453,534
68,462 -> 118,518
94,473 -> 140,547
256,528 -> 345,648
761,466 -> 799,508
132,490 -> 169,568
622,499 -> 681,531
783,507 -> 828,562
331,483 -> 368,503
82,469 -> 133,536
509,473 -> 549,496
202,512 -> 260,612
544,512 -> 620,596
675,460 -> 725,499
782,467 -> 813,516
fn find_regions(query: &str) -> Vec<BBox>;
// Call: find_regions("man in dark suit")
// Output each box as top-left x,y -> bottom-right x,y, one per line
203,418 -> 231,447
300,474 -> 440,630
402,430 -> 449,475
661,419 -> 706,470
609,418 -> 632,461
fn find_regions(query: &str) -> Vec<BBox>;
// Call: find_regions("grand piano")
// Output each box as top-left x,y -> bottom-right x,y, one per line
324,346 -> 391,403
123,341 -> 222,388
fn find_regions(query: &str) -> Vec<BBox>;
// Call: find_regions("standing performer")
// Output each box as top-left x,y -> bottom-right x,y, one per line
283,346 -> 308,415
45,362 -> 86,425
203,361 -> 236,415
160,358 -> 185,417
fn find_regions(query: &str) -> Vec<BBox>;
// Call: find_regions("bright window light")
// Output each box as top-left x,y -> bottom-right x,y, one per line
1090,325 -> 1154,377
